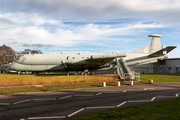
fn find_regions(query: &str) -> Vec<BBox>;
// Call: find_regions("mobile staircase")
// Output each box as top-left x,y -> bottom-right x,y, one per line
116,58 -> 140,81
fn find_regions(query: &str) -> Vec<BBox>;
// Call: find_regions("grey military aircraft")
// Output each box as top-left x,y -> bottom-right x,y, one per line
9,34 -> 176,74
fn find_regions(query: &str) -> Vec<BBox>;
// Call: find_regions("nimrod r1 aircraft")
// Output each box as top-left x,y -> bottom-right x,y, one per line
9,34 -> 176,74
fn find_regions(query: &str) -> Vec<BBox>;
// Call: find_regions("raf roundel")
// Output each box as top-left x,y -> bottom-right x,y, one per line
144,47 -> 149,53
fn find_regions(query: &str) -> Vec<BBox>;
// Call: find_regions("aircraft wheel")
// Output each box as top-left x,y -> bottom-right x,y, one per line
87,72 -> 91,75
81,72 -> 84,75
22,71 -> 26,74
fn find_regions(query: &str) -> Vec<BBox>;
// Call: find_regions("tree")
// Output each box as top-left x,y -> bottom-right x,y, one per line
21,49 -> 43,54
0,44 -> 15,70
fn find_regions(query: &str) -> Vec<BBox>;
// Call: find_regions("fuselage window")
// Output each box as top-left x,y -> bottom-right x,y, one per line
73,57 -> 75,59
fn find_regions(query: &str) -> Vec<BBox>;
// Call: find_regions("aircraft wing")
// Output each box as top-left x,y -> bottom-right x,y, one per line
86,53 -> 126,66
148,46 -> 176,57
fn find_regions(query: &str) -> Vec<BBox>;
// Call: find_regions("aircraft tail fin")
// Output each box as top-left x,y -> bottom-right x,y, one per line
130,34 -> 162,54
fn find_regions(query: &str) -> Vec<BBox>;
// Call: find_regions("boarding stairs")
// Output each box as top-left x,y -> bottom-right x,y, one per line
116,58 -> 133,81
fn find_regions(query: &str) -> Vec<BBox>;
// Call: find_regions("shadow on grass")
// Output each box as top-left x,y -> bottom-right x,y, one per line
35,73 -> 75,76
90,84 -> 101,87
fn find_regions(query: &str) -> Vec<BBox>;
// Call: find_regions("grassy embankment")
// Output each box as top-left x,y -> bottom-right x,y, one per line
70,97 -> 180,120
0,73 -> 180,94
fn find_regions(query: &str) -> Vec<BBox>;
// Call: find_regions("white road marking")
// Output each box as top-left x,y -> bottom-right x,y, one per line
13,99 -> 31,105
128,100 -> 151,102
156,96 -> 176,98
151,97 -> 156,101
117,101 -> 127,107
96,92 -> 103,96
28,116 -> 66,119
122,90 -> 127,93
73,94 -> 94,97
59,95 -> 72,100
86,106 -> 116,109
32,98 -> 56,101
67,108 -> 85,117
0,103 -> 10,105
144,88 -> 147,91
176,94 -> 178,97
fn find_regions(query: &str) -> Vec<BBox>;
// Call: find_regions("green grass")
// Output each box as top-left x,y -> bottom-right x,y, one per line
140,74 -> 180,83
70,97 -> 180,120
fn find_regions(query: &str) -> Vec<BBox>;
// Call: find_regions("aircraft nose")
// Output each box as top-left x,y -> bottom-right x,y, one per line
9,62 -> 15,70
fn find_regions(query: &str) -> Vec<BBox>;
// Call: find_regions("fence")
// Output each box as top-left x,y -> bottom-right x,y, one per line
119,72 -> 140,82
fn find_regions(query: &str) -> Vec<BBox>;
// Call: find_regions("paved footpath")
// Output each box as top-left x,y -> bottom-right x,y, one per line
0,82 -> 180,120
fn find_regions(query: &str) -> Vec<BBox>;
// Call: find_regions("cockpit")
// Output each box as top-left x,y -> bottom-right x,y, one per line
15,54 -> 24,61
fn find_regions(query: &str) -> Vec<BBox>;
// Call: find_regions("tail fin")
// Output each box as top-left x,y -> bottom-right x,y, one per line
130,34 -> 162,54
148,46 -> 176,57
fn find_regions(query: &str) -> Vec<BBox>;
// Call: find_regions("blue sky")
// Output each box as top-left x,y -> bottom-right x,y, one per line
0,0 -> 180,58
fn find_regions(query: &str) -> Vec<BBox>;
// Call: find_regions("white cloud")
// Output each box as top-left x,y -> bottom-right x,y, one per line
1,0 -> 180,24
0,13 -> 165,51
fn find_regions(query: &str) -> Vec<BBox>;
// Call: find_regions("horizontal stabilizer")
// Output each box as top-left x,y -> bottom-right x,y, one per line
148,46 -> 176,57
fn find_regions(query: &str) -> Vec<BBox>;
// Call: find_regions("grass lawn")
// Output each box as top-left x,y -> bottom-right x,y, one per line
140,74 -> 180,83
70,97 -> 180,120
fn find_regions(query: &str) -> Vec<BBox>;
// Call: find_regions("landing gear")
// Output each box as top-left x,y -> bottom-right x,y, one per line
31,72 -> 39,74
80,69 -> 92,75
36,72 -> 39,74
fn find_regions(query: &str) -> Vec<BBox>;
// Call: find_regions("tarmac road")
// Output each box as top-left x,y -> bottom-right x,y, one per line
0,82 -> 180,120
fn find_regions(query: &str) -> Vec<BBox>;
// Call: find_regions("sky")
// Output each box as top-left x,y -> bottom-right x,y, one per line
0,0 -> 180,58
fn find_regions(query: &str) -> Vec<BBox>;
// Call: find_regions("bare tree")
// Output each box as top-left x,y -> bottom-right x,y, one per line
0,45 -> 15,70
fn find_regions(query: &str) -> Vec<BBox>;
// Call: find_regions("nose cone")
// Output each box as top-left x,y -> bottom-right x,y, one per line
9,62 -> 15,70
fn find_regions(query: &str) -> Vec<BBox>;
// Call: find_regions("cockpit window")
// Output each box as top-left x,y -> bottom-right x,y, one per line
15,55 -> 21,60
